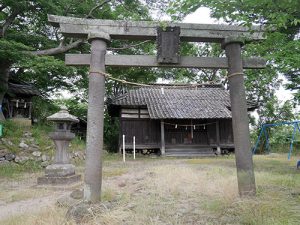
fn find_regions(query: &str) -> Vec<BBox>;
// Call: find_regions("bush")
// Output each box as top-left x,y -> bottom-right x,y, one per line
104,113 -> 119,153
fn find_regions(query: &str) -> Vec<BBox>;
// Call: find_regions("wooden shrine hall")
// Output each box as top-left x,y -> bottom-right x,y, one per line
109,84 -> 257,156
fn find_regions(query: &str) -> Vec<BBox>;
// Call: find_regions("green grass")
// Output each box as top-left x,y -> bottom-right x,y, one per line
0,154 -> 299,225
31,124 -> 54,153
0,160 -> 41,178
70,136 -> 86,151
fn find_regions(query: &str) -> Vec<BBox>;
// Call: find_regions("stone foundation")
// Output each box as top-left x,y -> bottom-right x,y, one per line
37,174 -> 81,185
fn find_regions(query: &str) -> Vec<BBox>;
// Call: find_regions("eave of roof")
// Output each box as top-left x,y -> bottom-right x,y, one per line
111,85 -> 233,119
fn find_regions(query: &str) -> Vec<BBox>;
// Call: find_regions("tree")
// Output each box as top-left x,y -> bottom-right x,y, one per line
166,0 -> 300,120
0,0 -> 156,120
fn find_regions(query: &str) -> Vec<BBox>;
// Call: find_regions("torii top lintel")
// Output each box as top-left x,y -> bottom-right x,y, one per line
48,15 -> 264,42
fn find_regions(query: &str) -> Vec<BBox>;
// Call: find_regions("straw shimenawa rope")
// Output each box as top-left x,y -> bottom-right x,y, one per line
227,72 -> 244,79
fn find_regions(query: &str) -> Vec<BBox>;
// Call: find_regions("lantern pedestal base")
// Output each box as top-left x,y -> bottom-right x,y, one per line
37,174 -> 81,185
45,163 -> 76,177
37,163 -> 81,185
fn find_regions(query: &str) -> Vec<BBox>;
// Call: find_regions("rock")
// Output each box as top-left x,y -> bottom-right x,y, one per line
2,138 -> 13,146
57,195 -> 80,208
5,153 -> 16,161
41,161 -> 49,168
19,142 -> 29,149
0,157 -> 5,161
70,189 -> 83,200
32,151 -> 42,157
118,181 -> 126,187
23,132 -> 32,138
14,156 -> 29,164
41,154 -> 48,162
0,149 -> 8,158
66,202 -> 92,224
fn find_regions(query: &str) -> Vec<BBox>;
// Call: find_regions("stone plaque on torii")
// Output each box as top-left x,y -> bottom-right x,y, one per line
48,15 -> 266,203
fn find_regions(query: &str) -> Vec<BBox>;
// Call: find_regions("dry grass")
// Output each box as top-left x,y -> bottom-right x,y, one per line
0,154 -> 299,225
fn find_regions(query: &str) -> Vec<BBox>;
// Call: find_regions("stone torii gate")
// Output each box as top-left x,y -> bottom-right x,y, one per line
48,15 -> 266,203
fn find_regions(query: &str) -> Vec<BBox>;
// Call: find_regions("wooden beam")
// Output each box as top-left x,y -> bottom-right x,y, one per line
216,120 -> 220,154
48,15 -> 264,42
161,120 -> 165,155
65,54 -> 266,69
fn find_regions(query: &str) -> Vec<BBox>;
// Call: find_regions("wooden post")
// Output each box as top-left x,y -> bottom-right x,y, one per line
84,32 -> 110,203
123,134 -> 126,162
133,136 -> 136,160
160,120 -> 165,155
223,37 -> 256,196
216,120 -> 221,155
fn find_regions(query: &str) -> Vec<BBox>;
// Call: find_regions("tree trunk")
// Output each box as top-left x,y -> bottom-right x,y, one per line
0,61 -> 10,121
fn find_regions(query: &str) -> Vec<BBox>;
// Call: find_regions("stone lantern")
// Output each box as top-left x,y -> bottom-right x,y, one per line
37,106 -> 81,185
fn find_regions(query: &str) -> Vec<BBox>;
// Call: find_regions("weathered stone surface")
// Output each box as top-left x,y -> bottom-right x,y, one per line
5,153 -> 15,161
118,181 -> 126,187
45,164 -> 75,177
14,156 -> 29,163
2,138 -> 14,146
41,161 -> 50,168
66,202 -> 92,224
19,142 -> 29,149
48,15 -> 265,42
47,106 -> 79,123
23,132 -> 32,138
32,151 -> 42,157
71,151 -> 85,160
70,189 -> 83,200
57,195 -> 80,207
66,54 -> 267,69
41,154 -> 49,162
0,149 -> 8,158
37,174 -> 81,185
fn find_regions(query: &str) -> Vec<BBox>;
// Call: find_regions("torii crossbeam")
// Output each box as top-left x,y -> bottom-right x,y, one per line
48,15 -> 266,202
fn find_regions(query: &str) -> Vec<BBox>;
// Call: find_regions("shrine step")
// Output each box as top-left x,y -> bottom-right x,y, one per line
165,147 -> 215,157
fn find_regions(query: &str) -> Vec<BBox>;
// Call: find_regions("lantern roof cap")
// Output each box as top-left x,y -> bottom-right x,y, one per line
47,106 -> 79,123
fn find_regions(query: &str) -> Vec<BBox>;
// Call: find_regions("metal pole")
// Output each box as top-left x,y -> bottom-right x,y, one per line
223,38 -> 256,196
84,32 -> 110,203
123,134 -> 126,162
263,128 -> 270,153
252,126 -> 264,154
133,136 -> 136,160
288,124 -> 297,160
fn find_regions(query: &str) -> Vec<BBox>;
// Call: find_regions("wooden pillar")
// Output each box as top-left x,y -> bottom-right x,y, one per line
222,37 -> 256,196
160,120 -> 165,155
84,32 -> 110,203
216,120 -> 221,155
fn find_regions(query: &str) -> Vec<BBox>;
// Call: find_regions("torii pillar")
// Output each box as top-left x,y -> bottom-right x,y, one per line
223,37 -> 256,196
84,32 -> 110,203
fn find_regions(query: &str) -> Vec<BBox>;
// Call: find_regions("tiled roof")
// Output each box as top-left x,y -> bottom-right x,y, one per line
112,84 -> 233,119
8,83 -> 40,96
